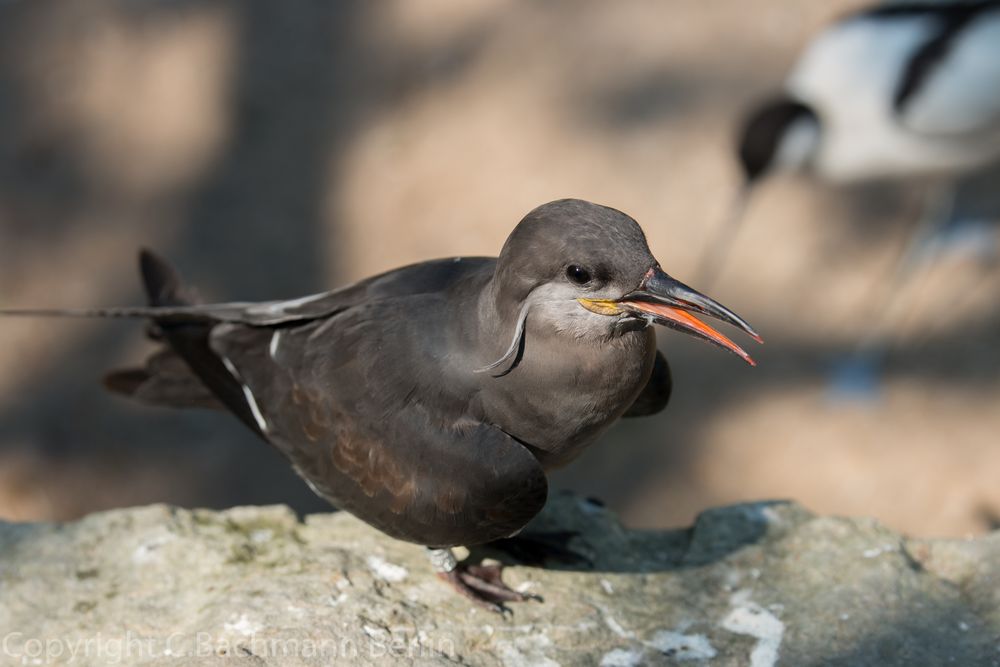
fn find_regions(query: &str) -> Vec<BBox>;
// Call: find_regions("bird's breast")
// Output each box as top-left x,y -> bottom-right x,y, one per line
480,327 -> 656,468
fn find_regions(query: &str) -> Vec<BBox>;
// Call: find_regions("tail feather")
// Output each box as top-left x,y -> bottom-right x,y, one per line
0,252 -> 330,326
0,249 -> 232,322
140,248 -> 194,307
0,305 -> 214,320
103,368 -> 148,395
106,250 -> 233,414
104,349 -> 224,410
128,250 -> 265,432
2,249 -> 268,430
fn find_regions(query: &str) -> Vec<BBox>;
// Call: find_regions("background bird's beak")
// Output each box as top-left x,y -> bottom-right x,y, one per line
618,267 -> 763,365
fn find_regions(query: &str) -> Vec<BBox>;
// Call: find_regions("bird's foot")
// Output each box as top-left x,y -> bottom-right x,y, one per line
437,562 -> 542,616
485,531 -> 592,568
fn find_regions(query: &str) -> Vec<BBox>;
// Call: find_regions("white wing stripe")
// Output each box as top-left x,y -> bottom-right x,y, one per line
220,356 -> 269,433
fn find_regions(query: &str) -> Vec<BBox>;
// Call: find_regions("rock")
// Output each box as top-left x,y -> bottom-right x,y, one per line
1,493 -> 999,666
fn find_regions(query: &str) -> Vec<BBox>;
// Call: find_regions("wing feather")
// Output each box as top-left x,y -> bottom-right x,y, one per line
897,10 -> 1000,137
205,269 -> 546,548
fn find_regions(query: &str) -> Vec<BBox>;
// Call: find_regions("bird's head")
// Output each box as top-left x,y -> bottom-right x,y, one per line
486,199 -> 761,369
687,97 -> 822,288
737,96 -> 821,185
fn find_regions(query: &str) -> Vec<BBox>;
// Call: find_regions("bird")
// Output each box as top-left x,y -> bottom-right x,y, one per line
697,0 -> 1000,395
0,199 -> 761,612
737,0 -> 1000,189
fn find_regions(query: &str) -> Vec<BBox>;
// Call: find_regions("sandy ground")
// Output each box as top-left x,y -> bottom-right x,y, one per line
0,0 -> 998,537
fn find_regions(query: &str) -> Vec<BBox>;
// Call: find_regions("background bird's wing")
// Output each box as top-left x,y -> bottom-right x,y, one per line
834,3 -> 1000,138
789,11 -> 935,120
786,13 -> 935,142
890,7 -> 1000,137
207,297 -> 548,548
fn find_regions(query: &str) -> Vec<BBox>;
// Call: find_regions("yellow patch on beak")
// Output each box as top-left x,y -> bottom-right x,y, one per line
577,298 -> 622,316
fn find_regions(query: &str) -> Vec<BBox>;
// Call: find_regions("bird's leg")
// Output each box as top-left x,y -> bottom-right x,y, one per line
829,182 -> 955,399
865,182 -> 956,344
427,547 -> 541,615
893,179 -> 1000,351
691,185 -> 751,289
900,182 -> 957,273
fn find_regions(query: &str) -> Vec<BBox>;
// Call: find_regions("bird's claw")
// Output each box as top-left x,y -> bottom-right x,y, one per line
437,562 -> 541,615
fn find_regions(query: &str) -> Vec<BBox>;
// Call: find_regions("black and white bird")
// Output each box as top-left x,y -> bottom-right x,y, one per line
738,1 -> 1000,188
699,0 -> 1000,393
1,199 -> 761,612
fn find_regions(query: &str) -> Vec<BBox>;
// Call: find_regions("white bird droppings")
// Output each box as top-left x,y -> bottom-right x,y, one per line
646,630 -> 717,661
721,591 -> 785,667
599,647 -> 644,667
497,633 -> 559,667
366,555 -> 408,582
249,528 -> 272,544
224,614 -> 262,637
603,615 -> 634,639
130,532 -> 176,564
862,543 -> 896,558
515,580 -> 536,593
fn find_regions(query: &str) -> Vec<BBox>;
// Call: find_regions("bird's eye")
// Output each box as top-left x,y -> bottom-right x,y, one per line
566,265 -> 592,285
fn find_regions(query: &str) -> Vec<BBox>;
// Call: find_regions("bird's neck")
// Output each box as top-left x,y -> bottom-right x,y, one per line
480,272 -> 526,332
467,274 -> 534,372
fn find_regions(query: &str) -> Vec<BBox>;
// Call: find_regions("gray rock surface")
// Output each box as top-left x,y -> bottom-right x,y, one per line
1,493 -> 999,666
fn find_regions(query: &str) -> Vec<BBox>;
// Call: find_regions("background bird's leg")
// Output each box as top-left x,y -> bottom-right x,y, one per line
894,182 -> 958,279
428,547 -> 541,614
829,183 -> 956,399
692,185 -> 750,289
899,179 -> 1000,353
864,182 -> 956,345
907,262 -> 1000,356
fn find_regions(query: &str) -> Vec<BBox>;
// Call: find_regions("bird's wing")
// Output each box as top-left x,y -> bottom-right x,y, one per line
227,256 -> 497,326
787,10 -> 938,126
0,257 -> 497,328
207,302 -> 548,548
892,7 -> 1000,137
827,3 -> 1000,138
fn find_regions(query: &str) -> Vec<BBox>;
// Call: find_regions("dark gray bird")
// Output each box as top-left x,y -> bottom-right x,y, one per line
1,199 -> 761,611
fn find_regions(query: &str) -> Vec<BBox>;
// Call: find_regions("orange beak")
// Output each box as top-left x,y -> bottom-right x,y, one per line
618,267 -> 762,366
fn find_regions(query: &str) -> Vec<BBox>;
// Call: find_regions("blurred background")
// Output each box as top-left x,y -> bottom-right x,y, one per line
0,0 -> 997,537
